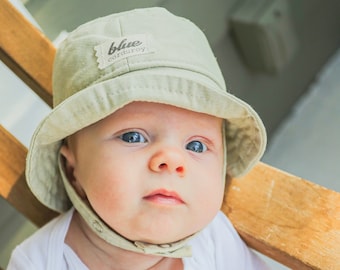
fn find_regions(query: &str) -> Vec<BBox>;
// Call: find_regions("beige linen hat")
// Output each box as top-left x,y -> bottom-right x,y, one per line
26,7 -> 266,214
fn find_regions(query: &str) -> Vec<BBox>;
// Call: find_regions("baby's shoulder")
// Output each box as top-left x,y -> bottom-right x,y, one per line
7,209 -> 74,270
21,209 -> 72,250
184,211 -> 268,269
202,210 -> 239,240
183,212 -> 239,267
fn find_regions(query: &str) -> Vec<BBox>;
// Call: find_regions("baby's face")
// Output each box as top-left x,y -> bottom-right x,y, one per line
63,101 -> 224,244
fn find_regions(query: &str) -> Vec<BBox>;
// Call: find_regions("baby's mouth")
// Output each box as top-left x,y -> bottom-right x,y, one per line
143,189 -> 184,205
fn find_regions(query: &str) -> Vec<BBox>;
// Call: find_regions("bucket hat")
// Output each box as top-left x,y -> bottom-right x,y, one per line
26,7 -> 266,214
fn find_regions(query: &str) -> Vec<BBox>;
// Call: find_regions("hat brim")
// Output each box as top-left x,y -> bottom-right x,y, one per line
26,68 -> 266,212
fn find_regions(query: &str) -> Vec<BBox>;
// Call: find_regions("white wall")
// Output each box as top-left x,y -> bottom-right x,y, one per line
256,46 -> 340,270
263,48 -> 340,192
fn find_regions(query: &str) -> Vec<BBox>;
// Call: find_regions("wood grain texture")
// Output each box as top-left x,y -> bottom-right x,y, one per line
0,126 -> 58,227
223,162 -> 340,270
0,0 -> 54,107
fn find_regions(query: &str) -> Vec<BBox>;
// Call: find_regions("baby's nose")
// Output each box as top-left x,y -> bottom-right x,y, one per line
149,148 -> 186,177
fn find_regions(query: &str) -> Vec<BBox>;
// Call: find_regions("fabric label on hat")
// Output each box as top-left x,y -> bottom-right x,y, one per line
94,34 -> 155,70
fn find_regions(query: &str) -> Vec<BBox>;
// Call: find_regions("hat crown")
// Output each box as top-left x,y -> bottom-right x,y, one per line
53,7 -> 226,107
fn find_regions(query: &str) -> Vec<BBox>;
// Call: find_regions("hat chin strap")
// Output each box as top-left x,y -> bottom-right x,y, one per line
58,154 -> 194,258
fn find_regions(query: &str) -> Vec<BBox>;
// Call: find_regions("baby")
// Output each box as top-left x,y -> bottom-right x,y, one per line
8,7 -> 268,270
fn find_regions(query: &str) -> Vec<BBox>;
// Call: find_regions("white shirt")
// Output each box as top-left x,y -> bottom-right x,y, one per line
7,209 -> 269,269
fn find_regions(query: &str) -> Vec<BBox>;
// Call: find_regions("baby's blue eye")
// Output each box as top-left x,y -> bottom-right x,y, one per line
186,141 -> 207,153
119,131 -> 147,143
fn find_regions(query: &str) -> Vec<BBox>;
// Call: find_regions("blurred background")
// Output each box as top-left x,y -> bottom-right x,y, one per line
1,0 -> 339,269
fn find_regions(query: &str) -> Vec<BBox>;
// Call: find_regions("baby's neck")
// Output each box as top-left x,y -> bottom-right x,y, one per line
65,211 -> 183,270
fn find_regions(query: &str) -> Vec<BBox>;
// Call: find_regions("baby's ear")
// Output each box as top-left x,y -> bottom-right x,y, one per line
60,139 -> 78,184
60,142 -> 87,199
60,141 -> 76,176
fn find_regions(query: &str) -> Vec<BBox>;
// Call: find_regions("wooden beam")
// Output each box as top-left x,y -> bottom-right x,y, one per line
223,162 -> 340,270
0,0 -> 54,107
0,125 -> 58,227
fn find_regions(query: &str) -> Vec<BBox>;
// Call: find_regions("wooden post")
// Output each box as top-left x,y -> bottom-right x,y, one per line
223,163 -> 340,270
0,126 -> 58,227
0,0 -> 54,107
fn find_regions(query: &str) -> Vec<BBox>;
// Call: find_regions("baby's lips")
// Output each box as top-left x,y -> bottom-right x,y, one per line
143,189 -> 184,204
